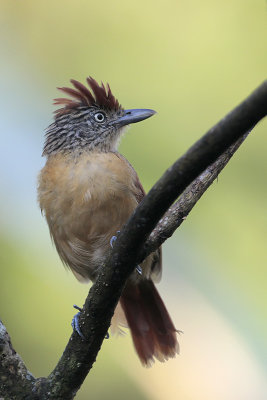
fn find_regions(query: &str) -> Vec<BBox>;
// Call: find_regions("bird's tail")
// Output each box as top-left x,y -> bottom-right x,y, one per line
120,280 -> 179,367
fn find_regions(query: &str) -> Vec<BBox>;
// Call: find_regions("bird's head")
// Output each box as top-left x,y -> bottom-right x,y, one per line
43,77 -> 156,156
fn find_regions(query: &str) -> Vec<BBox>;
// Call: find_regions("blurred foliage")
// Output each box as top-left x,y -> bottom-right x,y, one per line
0,1 -> 266,399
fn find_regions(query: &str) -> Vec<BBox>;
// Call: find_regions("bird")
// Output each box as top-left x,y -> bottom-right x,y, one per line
38,77 -> 179,366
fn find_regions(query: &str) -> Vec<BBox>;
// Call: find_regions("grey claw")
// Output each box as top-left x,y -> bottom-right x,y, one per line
73,304 -> 82,312
136,265 -> 142,275
110,235 -> 117,248
110,230 -> 121,248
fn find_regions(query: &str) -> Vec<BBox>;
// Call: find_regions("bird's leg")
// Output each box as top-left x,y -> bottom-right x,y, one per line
71,304 -> 85,340
110,230 -> 142,275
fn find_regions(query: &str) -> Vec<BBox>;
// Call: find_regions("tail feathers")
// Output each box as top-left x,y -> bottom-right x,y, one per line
120,280 -> 179,367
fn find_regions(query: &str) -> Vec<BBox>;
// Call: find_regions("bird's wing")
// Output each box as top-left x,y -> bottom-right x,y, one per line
116,153 -> 162,283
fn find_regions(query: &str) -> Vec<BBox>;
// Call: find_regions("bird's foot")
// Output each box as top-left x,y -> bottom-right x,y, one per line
110,230 -> 121,248
136,265 -> 142,275
71,304 -> 85,340
71,305 -> 110,340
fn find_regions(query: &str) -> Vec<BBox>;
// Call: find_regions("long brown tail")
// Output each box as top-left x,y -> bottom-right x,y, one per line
120,280 -> 179,367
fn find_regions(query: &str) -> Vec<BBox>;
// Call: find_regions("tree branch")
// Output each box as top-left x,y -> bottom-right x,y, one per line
142,133 -> 249,258
0,320 -> 36,399
1,81 -> 266,399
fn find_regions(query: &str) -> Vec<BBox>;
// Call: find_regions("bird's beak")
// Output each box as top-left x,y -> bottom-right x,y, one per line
115,109 -> 156,127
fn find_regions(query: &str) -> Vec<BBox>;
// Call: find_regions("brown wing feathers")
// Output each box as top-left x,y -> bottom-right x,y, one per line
54,77 -> 121,115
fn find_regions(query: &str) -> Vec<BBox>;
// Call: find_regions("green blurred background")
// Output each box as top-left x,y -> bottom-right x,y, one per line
0,1 -> 266,399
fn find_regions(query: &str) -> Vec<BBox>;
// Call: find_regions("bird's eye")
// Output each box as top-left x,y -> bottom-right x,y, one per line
94,112 -> 105,123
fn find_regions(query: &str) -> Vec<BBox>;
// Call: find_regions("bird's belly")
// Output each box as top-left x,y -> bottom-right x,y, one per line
38,152 -> 139,281
53,195 -> 134,281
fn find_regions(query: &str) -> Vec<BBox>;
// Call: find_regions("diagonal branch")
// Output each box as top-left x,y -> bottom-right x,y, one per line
1,81 -> 266,399
141,133 -> 249,259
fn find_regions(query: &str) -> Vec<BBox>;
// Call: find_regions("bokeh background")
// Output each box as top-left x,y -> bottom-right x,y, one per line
0,1 -> 266,399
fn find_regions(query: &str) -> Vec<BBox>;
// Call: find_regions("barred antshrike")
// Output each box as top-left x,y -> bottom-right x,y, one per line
38,77 -> 179,366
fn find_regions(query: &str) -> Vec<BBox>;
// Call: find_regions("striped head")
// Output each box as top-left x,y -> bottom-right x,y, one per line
43,77 -> 156,155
